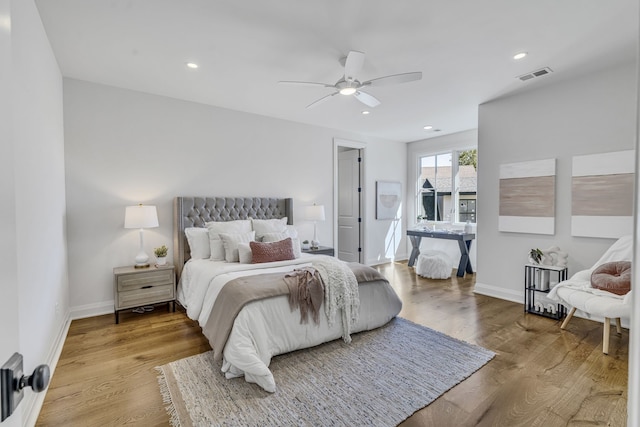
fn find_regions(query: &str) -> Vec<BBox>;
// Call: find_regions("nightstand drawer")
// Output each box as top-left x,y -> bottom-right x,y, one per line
118,284 -> 175,309
117,269 -> 173,292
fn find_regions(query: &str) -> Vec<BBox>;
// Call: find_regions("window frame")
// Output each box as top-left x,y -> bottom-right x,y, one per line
416,148 -> 476,224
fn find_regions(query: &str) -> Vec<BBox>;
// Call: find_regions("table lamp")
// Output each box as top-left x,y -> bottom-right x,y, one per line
305,204 -> 325,249
124,204 -> 159,268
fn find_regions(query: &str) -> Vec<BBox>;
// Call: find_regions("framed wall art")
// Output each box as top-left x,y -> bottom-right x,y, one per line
499,158 -> 556,235
376,181 -> 402,220
571,150 -> 634,238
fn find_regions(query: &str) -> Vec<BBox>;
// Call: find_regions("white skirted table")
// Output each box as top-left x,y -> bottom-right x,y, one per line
407,229 -> 475,277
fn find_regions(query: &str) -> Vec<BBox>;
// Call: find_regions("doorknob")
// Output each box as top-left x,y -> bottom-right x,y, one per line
19,364 -> 50,393
1,353 -> 50,422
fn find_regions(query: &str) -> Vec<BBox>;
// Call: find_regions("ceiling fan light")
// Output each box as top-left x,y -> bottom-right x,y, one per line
339,87 -> 357,96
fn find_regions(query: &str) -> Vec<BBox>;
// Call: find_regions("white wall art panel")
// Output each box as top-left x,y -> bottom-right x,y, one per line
499,158 -> 556,235
571,150 -> 634,238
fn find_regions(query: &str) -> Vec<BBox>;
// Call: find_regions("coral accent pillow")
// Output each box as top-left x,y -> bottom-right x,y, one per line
591,261 -> 632,296
250,238 -> 295,263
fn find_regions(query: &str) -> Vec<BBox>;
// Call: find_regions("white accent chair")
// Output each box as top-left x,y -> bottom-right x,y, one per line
548,235 -> 632,354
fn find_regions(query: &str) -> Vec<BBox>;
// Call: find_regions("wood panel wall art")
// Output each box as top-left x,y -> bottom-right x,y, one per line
499,158 -> 556,235
571,150 -> 635,238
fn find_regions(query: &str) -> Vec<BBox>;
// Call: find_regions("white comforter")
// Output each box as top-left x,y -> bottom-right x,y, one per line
177,255 -> 402,392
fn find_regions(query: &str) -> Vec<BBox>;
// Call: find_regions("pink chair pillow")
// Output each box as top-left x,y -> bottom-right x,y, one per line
591,261 -> 632,296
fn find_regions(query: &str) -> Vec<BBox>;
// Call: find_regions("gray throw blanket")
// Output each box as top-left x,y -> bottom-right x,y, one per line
283,267 -> 324,325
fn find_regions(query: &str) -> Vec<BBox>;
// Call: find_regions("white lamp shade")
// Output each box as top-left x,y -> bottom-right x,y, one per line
305,204 -> 325,222
124,205 -> 159,229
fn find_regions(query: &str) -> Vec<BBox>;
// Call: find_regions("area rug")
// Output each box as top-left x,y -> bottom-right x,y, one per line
156,317 -> 495,426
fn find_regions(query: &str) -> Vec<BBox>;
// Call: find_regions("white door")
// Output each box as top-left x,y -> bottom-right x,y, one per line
337,149 -> 362,262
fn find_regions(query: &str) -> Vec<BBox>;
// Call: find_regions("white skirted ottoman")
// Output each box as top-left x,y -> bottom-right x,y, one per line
416,250 -> 452,279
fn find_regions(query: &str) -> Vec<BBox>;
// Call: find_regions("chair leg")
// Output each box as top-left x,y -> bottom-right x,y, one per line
561,307 -> 576,329
603,317 -> 611,354
615,318 -> 622,335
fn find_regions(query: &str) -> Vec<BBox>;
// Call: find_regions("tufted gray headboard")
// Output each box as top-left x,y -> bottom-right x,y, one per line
173,197 -> 293,279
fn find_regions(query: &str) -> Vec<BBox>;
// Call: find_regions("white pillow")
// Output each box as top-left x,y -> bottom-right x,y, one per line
209,240 -> 225,261
219,231 -> 256,262
238,242 -> 252,264
206,220 -> 252,261
262,226 -> 298,240
262,232 -> 301,259
261,232 -> 288,242
290,238 -> 301,259
184,227 -> 210,259
251,218 -> 287,239
284,225 -> 299,239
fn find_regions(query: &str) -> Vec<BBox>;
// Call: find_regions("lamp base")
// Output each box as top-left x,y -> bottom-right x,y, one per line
134,247 -> 150,269
311,239 -> 320,250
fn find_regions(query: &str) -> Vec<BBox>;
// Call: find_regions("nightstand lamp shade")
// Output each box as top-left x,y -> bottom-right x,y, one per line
124,204 -> 159,268
304,204 -> 325,249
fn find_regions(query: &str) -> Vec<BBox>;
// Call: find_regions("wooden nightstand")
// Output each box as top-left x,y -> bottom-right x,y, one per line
113,264 -> 176,324
302,246 -> 335,256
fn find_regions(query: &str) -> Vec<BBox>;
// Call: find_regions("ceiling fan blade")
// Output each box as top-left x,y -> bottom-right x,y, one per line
362,71 -> 423,87
344,51 -> 365,81
278,80 -> 335,88
306,92 -> 339,109
353,91 -> 381,108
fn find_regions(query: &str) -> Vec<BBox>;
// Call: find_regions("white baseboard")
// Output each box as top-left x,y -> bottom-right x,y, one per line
24,311 -> 71,427
473,282 -> 523,304
70,300 -> 114,320
365,252 -> 409,267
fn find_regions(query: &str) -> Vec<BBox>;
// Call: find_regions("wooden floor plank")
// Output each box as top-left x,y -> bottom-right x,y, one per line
37,262 -> 628,426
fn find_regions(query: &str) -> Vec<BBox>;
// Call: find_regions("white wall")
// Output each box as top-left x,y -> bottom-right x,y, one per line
0,0 -> 21,425
0,0 -> 69,425
358,139 -> 409,265
476,63 -> 637,302
406,129 -> 478,268
63,79 -> 406,316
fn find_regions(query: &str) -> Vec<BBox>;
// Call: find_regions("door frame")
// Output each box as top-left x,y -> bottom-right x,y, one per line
333,138 -> 366,264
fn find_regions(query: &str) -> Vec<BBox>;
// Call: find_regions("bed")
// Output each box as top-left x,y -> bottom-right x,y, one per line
173,196 -> 402,392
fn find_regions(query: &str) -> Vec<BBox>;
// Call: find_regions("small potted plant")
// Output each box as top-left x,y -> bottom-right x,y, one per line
529,248 -> 543,265
302,240 -> 310,250
154,245 -> 168,265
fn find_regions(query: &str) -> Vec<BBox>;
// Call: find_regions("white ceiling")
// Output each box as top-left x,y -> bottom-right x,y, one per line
35,0 -> 638,143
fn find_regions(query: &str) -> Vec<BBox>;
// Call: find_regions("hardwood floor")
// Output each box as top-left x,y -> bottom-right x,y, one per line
37,262 -> 628,426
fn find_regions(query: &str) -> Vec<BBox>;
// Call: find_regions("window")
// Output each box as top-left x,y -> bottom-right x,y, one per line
418,149 -> 477,223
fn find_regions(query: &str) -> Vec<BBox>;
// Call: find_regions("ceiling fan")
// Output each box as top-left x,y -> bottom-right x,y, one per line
279,50 -> 422,109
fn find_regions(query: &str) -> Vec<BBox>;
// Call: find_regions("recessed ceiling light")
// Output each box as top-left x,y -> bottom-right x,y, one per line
513,52 -> 527,60
423,125 -> 433,130
185,62 -> 199,69
361,111 -> 370,115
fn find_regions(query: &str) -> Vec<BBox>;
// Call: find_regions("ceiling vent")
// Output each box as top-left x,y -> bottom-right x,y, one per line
517,67 -> 553,82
